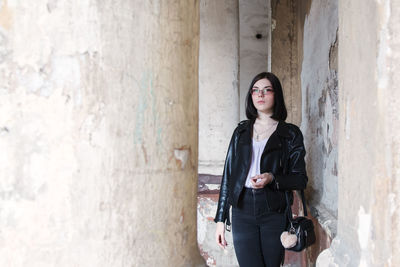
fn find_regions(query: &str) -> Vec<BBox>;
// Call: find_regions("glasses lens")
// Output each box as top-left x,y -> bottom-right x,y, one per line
252,88 -> 274,95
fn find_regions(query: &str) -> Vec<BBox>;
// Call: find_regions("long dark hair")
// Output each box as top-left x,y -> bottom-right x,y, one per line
245,72 -> 287,122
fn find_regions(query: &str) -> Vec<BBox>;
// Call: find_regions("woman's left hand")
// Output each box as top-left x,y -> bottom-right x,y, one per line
250,172 -> 274,189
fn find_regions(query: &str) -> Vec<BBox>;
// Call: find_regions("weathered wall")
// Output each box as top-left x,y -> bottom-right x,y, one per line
198,0 -> 239,176
301,0 -> 338,237
271,0 -> 301,125
238,0 -> 271,120
317,0 -> 400,266
271,1 -> 337,265
0,1 -> 204,266
198,0 -> 239,265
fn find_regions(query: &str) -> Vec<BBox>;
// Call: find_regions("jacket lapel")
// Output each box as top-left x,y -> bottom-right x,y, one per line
263,120 -> 291,153
237,119 -> 290,151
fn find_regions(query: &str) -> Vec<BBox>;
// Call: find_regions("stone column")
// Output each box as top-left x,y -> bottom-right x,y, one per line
198,0 -> 240,176
317,0 -> 400,266
270,0 -> 301,125
0,0 -> 204,266
197,1 -> 240,265
239,0 -> 271,120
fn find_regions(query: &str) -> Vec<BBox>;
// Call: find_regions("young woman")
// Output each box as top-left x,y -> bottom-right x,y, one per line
214,72 -> 308,267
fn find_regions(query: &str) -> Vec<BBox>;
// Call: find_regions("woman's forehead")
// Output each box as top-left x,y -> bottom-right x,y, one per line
253,78 -> 272,87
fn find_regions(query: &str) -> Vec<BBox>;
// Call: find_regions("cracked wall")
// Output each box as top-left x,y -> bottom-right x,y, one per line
300,0 -> 338,237
320,0 -> 400,266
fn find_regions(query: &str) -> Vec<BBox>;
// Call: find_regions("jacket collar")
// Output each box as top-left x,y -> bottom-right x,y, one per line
238,119 -> 291,138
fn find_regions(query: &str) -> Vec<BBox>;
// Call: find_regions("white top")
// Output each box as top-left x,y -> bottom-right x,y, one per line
244,137 -> 269,188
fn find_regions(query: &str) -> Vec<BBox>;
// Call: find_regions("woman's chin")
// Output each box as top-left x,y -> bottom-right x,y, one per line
257,108 -> 273,114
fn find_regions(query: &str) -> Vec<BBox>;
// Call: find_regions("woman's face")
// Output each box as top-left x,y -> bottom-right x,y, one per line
251,78 -> 275,113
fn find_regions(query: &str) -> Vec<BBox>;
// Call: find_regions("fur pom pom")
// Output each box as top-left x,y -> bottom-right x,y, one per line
280,231 -> 297,248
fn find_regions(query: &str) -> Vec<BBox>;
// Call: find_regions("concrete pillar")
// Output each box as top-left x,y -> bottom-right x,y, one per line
239,0 -> 271,120
270,0 -> 301,125
199,0 -> 239,176
197,1 -> 240,265
317,0 -> 400,266
0,1 -> 204,266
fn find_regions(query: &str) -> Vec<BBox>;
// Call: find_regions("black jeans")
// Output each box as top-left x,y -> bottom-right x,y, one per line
232,187 -> 286,267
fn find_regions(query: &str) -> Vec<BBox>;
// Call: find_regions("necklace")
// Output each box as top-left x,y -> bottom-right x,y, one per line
253,121 -> 278,141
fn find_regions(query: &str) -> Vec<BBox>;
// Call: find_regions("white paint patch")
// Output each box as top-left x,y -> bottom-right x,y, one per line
316,248 -> 337,267
206,257 -> 215,266
357,206 -> 371,250
50,56 -> 82,105
377,0 -> 391,90
174,148 -> 189,169
206,184 -> 220,191
197,208 -> 207,244
16,67 -> 45,94
345,97 -> 350,140
388,193 -> 396,216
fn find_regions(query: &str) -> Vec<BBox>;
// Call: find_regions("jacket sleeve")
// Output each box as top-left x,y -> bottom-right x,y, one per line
273,126 -> 308,190
214,128 -> 237,223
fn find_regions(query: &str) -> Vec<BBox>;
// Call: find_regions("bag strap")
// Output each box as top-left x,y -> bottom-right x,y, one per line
285,189 -> 308,222
300,190 -> 308,216
284,191 -> 294,221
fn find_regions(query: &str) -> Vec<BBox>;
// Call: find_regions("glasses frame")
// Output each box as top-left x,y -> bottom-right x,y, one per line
251,88 -> 274,96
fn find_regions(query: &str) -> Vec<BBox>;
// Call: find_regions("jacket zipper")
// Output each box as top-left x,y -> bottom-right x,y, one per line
252,189 -> 256,215
238,139 -> 253,198
259,142 -> 277,211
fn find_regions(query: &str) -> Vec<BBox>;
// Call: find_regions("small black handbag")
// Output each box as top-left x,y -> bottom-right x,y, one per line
281,190 -> 316,252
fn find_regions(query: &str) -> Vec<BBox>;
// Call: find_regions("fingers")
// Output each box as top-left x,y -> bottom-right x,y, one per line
215,224 -> 228,249
221,234 -> 227,248
251,178 -> 260,188
251,182 -> 261,188
251,175 -> 265,188
216,233 -> 227,249
251,173 -> 273,188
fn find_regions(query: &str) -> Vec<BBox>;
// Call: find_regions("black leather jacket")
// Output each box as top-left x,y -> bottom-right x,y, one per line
214,119 -> 308,226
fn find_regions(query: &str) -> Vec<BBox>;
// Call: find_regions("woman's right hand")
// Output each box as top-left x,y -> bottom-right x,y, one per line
215,222 -> 227,249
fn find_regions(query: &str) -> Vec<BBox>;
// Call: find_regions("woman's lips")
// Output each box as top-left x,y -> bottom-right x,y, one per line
257,101 -> 265,104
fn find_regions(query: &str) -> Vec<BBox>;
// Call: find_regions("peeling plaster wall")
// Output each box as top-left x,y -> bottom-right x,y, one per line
388,1 -> 400,264
197,192 -> 238,266
0,1 -> 205,266
320,0 -> 400,266
300,0 -> 338,236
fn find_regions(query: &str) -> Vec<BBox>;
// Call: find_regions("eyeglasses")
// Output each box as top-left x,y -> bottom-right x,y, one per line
251,88 -> 274,96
